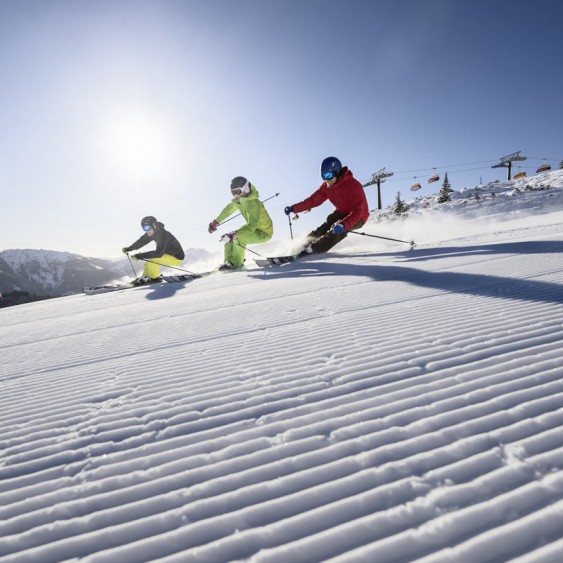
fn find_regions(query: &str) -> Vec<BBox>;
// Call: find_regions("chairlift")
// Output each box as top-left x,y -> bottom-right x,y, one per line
514,171 -> 526,180
536,160 -> 551,173
411,177 -> 421,191
428,168 -> 440,183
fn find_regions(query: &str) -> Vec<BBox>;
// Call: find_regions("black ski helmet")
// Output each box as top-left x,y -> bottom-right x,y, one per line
320,156 -> 342,180
230,176 -> 250,196
141,216 -> 157,230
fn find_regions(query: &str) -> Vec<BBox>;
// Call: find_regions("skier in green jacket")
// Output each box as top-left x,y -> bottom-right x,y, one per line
208,176 -> 273,270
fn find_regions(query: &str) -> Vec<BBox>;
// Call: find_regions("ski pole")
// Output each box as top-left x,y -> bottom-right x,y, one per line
140,258 -> 201,276
218,234 -> 267,258
287,210 -> 307,238
235,241 -> 266,258
126,253 -> 138,277
219,192 -> 280,226
349,230 -> 416,248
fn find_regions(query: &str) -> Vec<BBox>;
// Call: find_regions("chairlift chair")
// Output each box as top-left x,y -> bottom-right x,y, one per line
411,177 -> 421,191
514,171 -> 526,180
536,161 -> 551,173
428,168 -> 440,183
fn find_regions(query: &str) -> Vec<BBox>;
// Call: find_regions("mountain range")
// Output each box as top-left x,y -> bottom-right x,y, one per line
0,247 -> 215,301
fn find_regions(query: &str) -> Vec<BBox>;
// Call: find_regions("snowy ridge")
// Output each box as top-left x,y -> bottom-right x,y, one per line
0,248 -> 217,298
2,185 -> 563,561
0,249 -> 80,269
0,249 -> 130,296
0,249 -> 81,292
384,168 -> 563,221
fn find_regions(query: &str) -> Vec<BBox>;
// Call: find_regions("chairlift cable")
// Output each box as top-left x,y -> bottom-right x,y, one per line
394,158 -> 497,175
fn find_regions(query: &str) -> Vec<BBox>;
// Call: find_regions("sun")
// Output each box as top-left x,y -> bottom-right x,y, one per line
103,109 -> 170,180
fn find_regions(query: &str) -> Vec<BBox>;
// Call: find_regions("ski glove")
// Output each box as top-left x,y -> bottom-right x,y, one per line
208,219 -> 219,233
131,254 -> 141,261
332,223 -> 345,235
220,231 -> 237,243
122,247 -> 131,254
284,205 -> 294,216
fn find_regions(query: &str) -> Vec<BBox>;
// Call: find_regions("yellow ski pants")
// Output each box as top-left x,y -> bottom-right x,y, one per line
142,254 -> 182,279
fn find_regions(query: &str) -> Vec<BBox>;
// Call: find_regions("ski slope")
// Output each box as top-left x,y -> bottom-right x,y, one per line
2,179 -> 563,562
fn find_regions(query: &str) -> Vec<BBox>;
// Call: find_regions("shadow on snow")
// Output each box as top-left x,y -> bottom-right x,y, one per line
250,240 -> 563,305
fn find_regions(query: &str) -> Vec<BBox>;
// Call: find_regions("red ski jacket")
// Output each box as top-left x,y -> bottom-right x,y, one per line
292,168 -> 369,231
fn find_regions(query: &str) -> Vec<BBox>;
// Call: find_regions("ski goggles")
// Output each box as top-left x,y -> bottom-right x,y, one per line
322,171 -> 336,181
231,179 -> 249,196
142,224 -> 154,231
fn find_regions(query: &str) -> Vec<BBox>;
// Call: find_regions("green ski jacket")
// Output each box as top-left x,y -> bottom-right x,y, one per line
216,184 -> 273,236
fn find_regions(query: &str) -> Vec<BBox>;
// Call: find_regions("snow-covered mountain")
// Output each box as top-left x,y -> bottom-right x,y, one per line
1,170 -> 563,562
0,250 -> 130,296
0,247 -> 218,299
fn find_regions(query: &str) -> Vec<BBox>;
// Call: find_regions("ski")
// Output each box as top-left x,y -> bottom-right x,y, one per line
83,283 -> 136,295
83,265 -> 250,295
162,273 -> 202,283
254,255 -> 300,267
83,274 -> 202,295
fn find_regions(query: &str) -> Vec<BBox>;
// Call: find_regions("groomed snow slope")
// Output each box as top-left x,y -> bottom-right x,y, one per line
2,187 -> 563,562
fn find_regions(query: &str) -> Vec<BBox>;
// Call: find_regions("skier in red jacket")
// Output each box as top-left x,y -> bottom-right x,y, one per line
285,157 -> 369,255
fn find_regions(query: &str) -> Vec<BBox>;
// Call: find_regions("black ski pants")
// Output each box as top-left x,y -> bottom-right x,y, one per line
308,210 -> 365,254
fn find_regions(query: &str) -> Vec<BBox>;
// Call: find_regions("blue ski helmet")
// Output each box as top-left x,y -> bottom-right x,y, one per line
320,157 -> 342,181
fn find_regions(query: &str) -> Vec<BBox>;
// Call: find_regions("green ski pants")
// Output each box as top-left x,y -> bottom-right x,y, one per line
224,226 -> 272,267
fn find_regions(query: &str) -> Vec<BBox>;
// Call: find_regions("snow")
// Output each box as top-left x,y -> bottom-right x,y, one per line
0,249 -> 81,268
2,171 -> 563,562
0,249 -> 90,293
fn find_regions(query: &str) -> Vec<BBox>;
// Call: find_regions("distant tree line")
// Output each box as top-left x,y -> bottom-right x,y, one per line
0,291 -> 56,308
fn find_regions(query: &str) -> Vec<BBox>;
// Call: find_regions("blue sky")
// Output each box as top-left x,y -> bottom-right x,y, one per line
1,0 -> 562,256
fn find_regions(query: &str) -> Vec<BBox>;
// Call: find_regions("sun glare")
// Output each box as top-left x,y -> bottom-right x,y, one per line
103,110 -> 170,180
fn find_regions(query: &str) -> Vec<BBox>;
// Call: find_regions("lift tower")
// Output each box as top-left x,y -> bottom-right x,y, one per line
363,168 -> 394,210
491,151 -> 527,181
